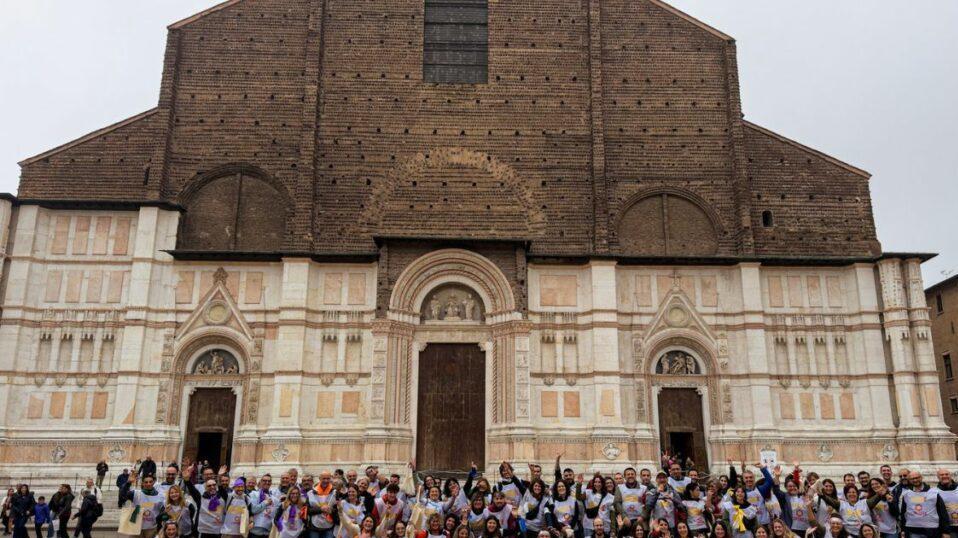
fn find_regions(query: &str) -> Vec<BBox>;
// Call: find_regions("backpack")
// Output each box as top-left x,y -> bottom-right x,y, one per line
92,502 -> 103,519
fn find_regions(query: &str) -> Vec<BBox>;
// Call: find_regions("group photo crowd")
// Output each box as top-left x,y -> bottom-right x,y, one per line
2,456 -> 955,538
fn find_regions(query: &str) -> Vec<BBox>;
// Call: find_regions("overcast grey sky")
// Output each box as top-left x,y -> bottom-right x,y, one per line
1,1 -> 955,286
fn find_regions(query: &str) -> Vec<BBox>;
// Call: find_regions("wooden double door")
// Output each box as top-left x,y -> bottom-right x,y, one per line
416,344 -> 486,472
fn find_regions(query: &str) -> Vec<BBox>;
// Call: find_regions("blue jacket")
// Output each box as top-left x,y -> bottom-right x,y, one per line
33,503 -> 51,525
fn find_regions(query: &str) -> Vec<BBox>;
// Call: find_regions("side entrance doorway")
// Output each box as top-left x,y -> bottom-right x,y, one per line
657,387 -> 709,471
184,388 -> 236,470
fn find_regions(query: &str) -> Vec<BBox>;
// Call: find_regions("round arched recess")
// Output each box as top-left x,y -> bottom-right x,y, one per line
177,164 -> 289,252
616,190 -> 720,256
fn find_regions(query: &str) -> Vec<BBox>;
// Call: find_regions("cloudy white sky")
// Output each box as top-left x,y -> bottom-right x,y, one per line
1,1 -> 955,286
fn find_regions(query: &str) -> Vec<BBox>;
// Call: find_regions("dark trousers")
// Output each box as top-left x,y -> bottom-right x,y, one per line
199,534 -> 222,538
904,529 -> 941,538
55,518 -> 68,538
11,516 -> 29,538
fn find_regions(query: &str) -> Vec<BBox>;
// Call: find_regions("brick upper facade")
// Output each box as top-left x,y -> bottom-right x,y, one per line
17,0 -> 881,259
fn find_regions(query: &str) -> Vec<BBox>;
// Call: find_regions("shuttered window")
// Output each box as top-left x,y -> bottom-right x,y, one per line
424,0 -> 488,84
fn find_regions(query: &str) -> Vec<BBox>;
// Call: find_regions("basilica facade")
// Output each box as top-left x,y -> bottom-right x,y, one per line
0,0 -> 952,484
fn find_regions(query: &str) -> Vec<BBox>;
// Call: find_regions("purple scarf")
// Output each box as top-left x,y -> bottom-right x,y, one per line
276,505 -> 298,532
206,493 -> 220,512
259,489 -> 267,503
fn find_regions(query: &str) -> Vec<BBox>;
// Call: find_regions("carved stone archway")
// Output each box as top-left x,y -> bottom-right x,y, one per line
167,336 -> 251,467
163,333 -> 252,427
388,248 -> 518,322
369,249 -> 531,469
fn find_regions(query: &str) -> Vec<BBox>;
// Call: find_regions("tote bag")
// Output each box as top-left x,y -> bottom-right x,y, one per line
117,504 -> 143,536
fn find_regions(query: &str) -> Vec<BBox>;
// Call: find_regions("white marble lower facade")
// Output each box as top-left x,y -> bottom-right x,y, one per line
0,201 -> 952,486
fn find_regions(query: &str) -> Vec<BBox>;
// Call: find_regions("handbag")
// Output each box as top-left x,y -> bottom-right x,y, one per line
117,504 -> 143,536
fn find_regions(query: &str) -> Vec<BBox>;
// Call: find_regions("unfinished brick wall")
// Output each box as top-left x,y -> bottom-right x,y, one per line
16,0 -> 880,260
743,123 -> 880,257
602,0 -> 744,256
18,110 -> 161,201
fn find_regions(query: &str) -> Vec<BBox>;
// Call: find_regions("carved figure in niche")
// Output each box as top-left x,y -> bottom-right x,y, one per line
421,284 -> 485,322
210,352 -> 224,373
429,298 -> 442,320
463,295 -> 477,321
444,295 -> 462,320
655,350 -> 700,375
191,349 -> 241,375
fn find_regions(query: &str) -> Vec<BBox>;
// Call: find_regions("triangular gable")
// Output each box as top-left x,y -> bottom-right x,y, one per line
645,281 -> 716,343
647,0 -> 734,43
176,267 -> 254,342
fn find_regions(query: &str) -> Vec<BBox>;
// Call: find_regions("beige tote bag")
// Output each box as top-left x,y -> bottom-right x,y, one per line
117,504 -> 143,536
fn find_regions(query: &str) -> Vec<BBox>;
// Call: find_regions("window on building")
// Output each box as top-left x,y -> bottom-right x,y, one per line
950,397 -> 958,414
945,353 -> 954,381
937,292 -> 944,314
423,0 -> 488,84
761,210 -> 774,228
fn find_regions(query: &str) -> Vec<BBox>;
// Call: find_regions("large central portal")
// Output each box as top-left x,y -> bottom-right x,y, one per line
416,343 -> 486,472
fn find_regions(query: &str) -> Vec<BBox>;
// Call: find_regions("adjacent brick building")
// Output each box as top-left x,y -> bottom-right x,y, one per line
0,0 -> 952,484
927,275 -> 958,441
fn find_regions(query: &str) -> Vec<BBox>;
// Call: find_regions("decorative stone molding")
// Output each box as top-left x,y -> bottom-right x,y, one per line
51,445 -> 67,464
602,442 -> 622,460
817,442 -> 834,462
361,148 -> 546,239
272,443 -> 290,462
108,444 -> 125,463
247,380 -> 260,423
202,300 -> 232,326
388,249 -> 517,321
166,335 -> 252,425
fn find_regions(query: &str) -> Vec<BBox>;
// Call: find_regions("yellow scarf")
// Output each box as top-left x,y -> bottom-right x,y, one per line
731,505 -> 747,532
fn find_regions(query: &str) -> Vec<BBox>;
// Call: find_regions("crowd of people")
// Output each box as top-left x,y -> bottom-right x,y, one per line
0,478 -> 103,538
100,456 -> 957,538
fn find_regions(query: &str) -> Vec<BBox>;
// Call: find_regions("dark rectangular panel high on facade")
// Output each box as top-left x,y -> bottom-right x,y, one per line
423,0 -> 488,84
416,343 -> 486,472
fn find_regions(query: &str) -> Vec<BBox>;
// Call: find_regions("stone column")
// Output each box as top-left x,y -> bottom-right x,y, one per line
877,258 -> 923,434
366,318 -> 414,464
903,258 -> 950,434
0,204 -> 37,375
265,258 -> 311,441
852,263 -> 896,434
109,207 -> 178,437
738,263 -> 774,432
0,198 -> 12,290
0,199 -> 21,437
589,261 -> 627,438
